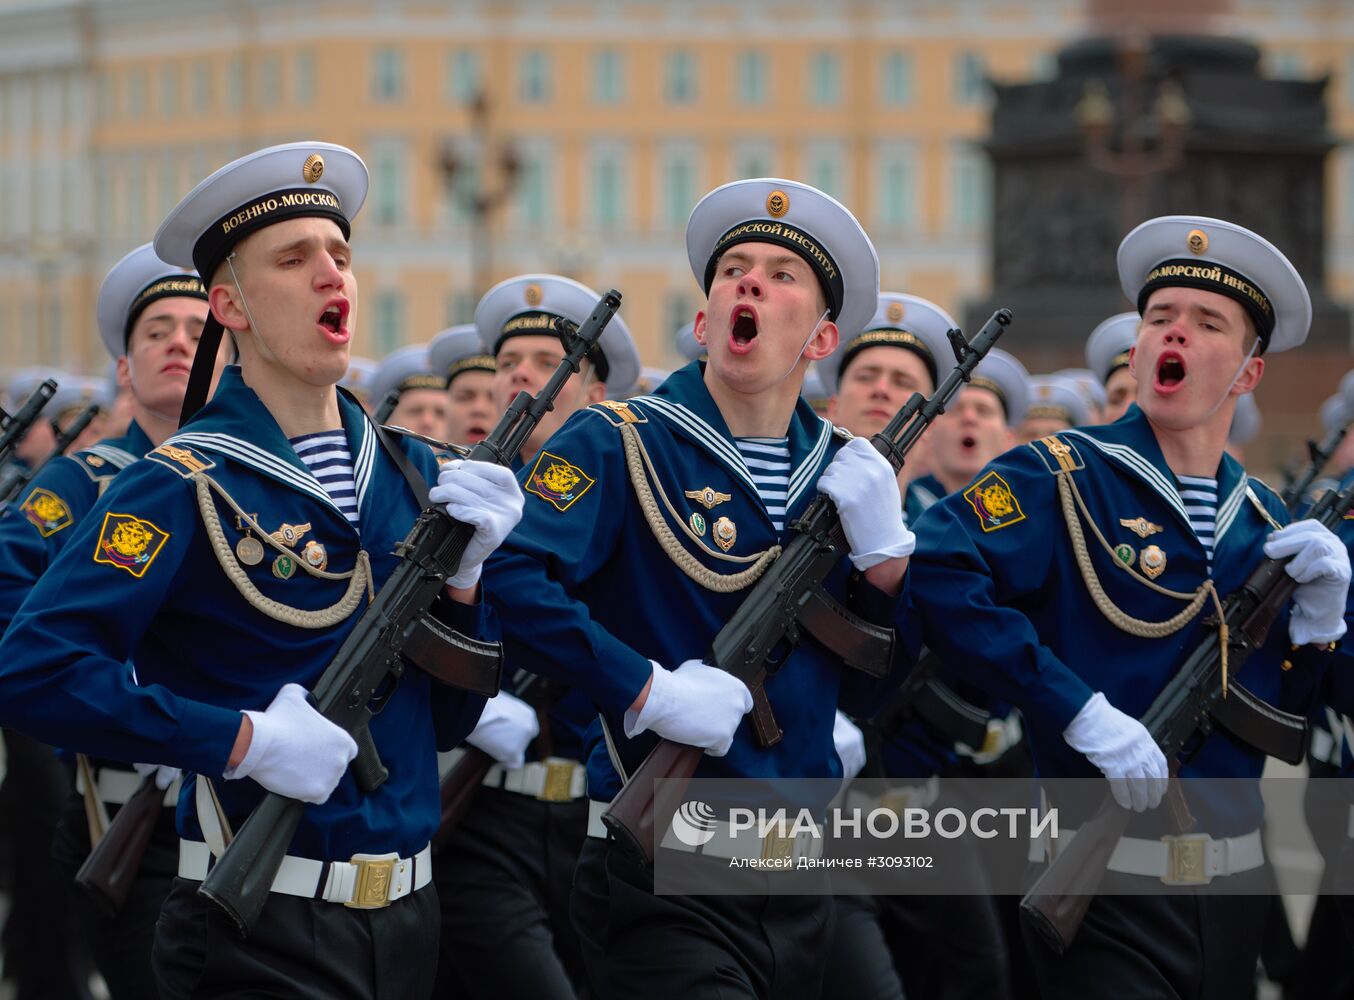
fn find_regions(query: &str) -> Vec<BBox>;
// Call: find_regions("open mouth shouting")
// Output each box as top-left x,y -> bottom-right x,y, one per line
317,298 -> 350,345
727,305 -> 760,356
1153,350 -> 1186,395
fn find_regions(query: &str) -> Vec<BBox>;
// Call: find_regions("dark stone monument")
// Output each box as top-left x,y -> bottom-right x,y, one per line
968,33 -> 1348,353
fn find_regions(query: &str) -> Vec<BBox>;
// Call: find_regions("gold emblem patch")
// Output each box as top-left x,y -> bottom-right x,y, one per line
1187,228 -> 1208,255
21,488 -> 73,537
1119,517 -> 1163,539
713,516 -> 737,551
524,283 -> 543,307
963,472 -> 1026,533
302,153 -> 325,183
886,301 -> 905,324
526,451 -> 596,512
685,486 -> 733,510
150,443 -> 214,476
93,512 -> 170,578
766,190 -> 789,218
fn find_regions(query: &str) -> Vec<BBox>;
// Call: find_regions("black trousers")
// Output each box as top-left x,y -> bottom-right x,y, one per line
432,786 -> 589,999
1019,877 -> 1270,1000
52,782 -> 179,1000
153,876 -> 439,1000
570,837 -> 833,1000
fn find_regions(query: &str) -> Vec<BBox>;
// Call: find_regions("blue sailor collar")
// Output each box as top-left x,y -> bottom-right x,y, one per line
627,360 -> 838,523
1060,403 -> 1254,542
908,473 -> 945,509
161,366 -> 379,526
80,419 -> 153,471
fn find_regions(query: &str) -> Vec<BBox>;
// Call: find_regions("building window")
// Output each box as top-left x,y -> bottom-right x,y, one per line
374,291 -> 405,355
126,69 -> 146,119
159,154 -> 178,219
372,47 -> 404,103
951,144 -> 991,230
159,64 -> 180,117
737,50 -> 766,106
516,151 -> 548,226
520,49 -> 550,103
125,158 -> 144,236
591,146 -> 625,228
809,50 -> 840,106
442,151 -> 480,225
881,51 -> 912,106
732,141 -> 773,180
804,142 -> 845,201
446,290 -> 478,326
666,50 -> 696,104
447,49 -> 479,105
662,146 -> 697,228
372,144 -> 406,226
294,50 -> 314,105
259,54 -> 282,105
226,57 -> 245,111
192,63 -> 212,112
955,51 -> 986,105
876,145 -> 916,228
593,48 -> 623,105
665,291 -> 693,344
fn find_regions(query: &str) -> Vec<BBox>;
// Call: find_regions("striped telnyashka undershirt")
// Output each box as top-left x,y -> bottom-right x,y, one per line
734,436 -> 791,532
1176,473 -> 1218,566
290,430 -> 359,526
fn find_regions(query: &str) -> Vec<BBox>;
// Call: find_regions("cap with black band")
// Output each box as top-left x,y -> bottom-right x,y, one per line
817,292 -> 955,391
429,325 -> 495,389
153,141 -> 369,426
96,244 -> 207,363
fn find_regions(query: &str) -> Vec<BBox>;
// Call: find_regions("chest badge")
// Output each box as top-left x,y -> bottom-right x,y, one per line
236,534 -> 265,566
713,516 -> 737,552
272,553 -> 297,580
1139,544 -> 1167,579
1113,543 -> 1135,567
685,487 -> 733,510
271,521 -> 312,548
1120,517 -> 1163,539
302,540 -> 329,572
689,512 -> 707,537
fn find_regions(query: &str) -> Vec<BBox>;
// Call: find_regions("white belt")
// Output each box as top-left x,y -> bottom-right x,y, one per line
955,711 -> 1023,763
76,766 -> 180,808
1029,825 -> 1264,886
585,799 -> 822,865
844,776 -> 940,816
439,748 -> 587,801
178,839 -> 432,908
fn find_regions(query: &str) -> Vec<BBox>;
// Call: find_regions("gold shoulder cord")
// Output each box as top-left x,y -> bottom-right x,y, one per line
193,473 -> 374,629
616,421 -> 781,593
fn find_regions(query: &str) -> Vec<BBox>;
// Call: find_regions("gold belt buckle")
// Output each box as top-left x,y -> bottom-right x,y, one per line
345,854 -> 398,909
1161,834 -> 1212,886
538,759 -> 577,802
879,787 -> 918,816
761,828 -> 797,865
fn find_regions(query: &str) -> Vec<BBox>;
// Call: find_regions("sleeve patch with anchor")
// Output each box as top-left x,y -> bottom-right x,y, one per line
93,512 -> 171,578
21,488 -> 74,537
525,452 -> 596,512
963,471 -> 1027,533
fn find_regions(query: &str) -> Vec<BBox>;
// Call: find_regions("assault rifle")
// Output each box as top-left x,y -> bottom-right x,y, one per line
0,403 -> 101,505
199,289 -> 624,935
373,388 -> 401,425
75,773 -> 166,916
1282,421 -> 1349,513
603,308 -> 1013,864
0,378 -> 58,470
1020,479 -> 1354,955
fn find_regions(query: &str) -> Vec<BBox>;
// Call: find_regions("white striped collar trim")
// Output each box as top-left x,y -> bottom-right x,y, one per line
911,483 -> 940,511
1214,477 -> 1254,542
630,396 -> 761,497
1061,430 -> 1190,527
787,418 -> 834,512
167,431 -> 342,516
84,444 -> 138,469
352,419 -> 377,517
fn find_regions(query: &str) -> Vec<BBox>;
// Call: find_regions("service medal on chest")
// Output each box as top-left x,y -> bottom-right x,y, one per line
235,534 -> 265,566
1139,544 -> 1167,579
713,516 -> 737,552
302,540 -> 328,572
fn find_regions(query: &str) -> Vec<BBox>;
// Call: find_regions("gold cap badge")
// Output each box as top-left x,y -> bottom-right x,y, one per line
302,153 -> 325,184
1187,228 -> 1208,255
886,301 -> 905,324
524,283 -> 543,307
766,190 -> 789,218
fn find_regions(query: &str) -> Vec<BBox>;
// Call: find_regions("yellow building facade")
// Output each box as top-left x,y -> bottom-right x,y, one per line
0,0 -> 1352,377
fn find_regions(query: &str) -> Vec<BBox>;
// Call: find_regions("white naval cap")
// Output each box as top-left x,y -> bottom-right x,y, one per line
475,274 -> 640,398
967,348 -> 1030,426
1026,374 -> 1092,428
626,366 -> 673,399
1054,367 -> 1108,412
685,178 -> 880,340
675,321 -> 703,362
1084,311 -> 1141,385
1228,393 -> 1262,446
369,345 -> 444,404
1117,216 -> 1310,354
1320,394 -> 1349,436
429,324 -> 496,387
817,292 -> 956,390
50,375 -> 113,417
6,367 -> 67,409
338,356 -> 378,402
95,244 -> 207,362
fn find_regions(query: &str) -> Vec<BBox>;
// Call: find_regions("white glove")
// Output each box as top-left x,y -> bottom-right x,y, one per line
429,459 -> 525,590
833,710 -> 867,783
1264,519 -> 1351,646
466,691 -> 540,769
816,437 -> 916,571
624,660 -> 753,757
225,683 -> 358,805
1062,692 -> 1167,813
132,761 -> 181,791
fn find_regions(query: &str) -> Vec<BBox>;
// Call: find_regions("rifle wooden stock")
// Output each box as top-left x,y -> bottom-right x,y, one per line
602,309 -> 1013,865
74,775 -> 163,917
432,747 -> 495,850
